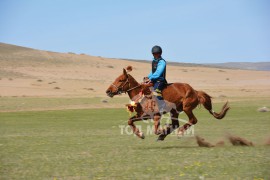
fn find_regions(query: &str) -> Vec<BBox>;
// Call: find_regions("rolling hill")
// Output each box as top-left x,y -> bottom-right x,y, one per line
0,42 -> 270,99
207,62 -> 270,71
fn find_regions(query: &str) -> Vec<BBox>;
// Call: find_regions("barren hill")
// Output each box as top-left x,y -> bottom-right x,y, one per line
208,62 -> 270,71
0,42 -> 270,98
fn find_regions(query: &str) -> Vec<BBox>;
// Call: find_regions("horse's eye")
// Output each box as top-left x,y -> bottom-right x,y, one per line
119,79 -> 125,82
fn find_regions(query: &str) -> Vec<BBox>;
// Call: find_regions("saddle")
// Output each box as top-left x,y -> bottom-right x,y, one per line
126,83 -> 166,116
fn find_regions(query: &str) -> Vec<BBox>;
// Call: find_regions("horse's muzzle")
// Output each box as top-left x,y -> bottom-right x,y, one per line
106,90 -> 115,98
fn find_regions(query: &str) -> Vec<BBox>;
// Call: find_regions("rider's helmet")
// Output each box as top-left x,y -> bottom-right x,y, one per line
151,45 -> 162,55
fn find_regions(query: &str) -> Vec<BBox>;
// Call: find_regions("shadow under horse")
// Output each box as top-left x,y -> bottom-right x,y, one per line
106,67 -> 230,141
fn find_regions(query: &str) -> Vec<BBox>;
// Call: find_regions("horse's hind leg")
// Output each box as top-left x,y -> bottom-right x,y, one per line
178,110 -> 197,137
157,109 -> 179,141
178,93 -> 198,137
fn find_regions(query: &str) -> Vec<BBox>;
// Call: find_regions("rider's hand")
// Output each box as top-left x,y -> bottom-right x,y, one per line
143,77 -> 151,84
145,79 -> 151,84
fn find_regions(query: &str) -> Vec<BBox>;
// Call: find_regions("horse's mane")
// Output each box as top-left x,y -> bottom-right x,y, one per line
127,74 -> 140,86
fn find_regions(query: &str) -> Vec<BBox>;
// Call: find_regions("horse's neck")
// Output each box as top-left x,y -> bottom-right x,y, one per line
127,75 -> 141,100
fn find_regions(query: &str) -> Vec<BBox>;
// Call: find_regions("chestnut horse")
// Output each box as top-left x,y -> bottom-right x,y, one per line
106,68 -> 230,141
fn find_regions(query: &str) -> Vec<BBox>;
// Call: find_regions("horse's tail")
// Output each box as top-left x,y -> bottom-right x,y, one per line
197,91 -> 230,119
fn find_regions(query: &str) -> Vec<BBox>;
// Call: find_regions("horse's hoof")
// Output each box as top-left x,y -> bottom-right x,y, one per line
156,134 -> 166,141
138,132 -> 145,139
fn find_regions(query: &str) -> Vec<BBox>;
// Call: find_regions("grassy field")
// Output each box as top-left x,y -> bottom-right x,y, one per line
0,99 -> 270,179
0,97 -> 129,112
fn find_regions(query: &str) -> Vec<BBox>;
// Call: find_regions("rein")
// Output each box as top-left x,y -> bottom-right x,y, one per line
126,84 -> 141,92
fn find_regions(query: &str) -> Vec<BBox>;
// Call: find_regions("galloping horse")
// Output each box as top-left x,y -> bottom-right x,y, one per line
106,67 -> 230,141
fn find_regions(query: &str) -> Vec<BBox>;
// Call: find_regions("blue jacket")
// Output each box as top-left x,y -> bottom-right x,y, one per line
148,57 -> 166,82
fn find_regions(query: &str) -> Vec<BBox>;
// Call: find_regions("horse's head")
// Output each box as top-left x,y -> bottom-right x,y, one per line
106,67 -> 132,98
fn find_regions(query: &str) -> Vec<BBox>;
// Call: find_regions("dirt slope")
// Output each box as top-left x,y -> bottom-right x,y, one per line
0,43 -> 269,98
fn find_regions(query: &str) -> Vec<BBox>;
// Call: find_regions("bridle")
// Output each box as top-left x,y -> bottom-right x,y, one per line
111,75 -> 141,94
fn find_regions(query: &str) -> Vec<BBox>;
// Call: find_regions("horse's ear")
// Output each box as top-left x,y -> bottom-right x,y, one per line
123,68 -> 128,77
126,66 -> 133,72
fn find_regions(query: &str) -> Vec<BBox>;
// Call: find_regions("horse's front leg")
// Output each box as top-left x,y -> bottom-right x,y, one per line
153,113 -> 163,135
128,114 -> 145,139
157,109 -> 180,141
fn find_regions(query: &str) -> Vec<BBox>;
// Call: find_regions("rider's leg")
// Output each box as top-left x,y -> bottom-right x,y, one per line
153,81 -> 166,112
153,81 -> 165,100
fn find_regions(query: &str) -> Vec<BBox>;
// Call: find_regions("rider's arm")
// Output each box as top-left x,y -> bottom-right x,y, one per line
147,72 -> 153,79
148,60 -> 166,81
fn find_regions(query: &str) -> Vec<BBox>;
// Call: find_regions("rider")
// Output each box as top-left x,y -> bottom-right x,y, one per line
144,45 -> 167,101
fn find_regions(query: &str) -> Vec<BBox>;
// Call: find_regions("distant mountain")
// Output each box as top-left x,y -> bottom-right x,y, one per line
207,62 -> 270,71
120,58 -> 270,71
1,42 -> 269,71
118,58 -> 208,67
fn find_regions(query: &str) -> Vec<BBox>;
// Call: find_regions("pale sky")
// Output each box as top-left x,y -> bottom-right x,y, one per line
0,0 -> 269,63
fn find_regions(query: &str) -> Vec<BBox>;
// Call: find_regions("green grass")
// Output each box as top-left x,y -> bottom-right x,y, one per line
0,100 -> 270,179
0,97 -> 129,112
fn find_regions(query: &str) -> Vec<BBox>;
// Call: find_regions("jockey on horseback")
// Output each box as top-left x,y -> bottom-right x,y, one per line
144,45 -> 167,101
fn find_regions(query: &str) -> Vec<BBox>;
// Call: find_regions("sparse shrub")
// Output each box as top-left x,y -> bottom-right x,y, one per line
54,87 -> 60,89
107,65 -> 114,68
101,99 -> 108,103
83,88 -> 94,91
